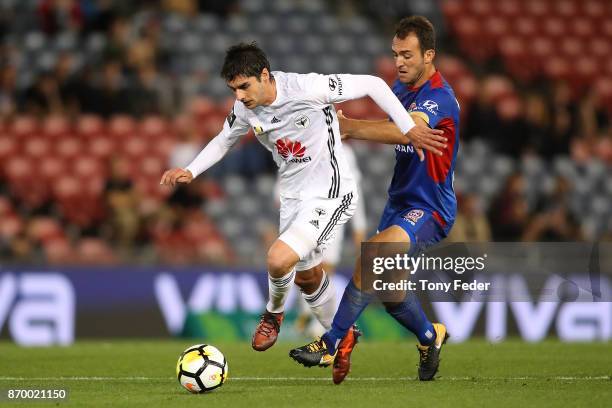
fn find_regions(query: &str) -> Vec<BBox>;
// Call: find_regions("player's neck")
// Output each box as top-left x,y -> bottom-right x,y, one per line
412,64 -> 437,89
262,77 -> 277,106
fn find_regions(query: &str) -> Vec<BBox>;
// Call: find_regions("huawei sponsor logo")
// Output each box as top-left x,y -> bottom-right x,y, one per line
275,138 -> 312,163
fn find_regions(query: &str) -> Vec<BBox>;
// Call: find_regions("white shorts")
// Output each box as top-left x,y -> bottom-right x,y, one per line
278,192 -> 357,271
322,224 -> 345,266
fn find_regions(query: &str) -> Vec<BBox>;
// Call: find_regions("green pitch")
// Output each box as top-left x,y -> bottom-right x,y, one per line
0,340 -> 610,407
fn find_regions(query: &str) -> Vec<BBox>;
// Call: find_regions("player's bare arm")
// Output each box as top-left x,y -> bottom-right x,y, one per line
338,109 -> 447,161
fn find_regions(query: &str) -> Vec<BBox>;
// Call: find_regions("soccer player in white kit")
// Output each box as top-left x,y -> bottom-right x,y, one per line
160,43 -> 445,362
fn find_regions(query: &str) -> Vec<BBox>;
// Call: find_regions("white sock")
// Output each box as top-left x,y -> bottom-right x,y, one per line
302,271 -> 336,330
266,269 -> 295,313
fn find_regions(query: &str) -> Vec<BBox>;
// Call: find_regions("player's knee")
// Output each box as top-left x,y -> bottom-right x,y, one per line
267,248 -> 295,277
294,266 -> 322,293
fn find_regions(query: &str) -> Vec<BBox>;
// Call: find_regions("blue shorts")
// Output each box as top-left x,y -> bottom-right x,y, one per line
377,201 -> 452,255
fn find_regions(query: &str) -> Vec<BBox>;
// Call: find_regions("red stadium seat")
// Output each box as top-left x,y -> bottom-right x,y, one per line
55,137 -> 84,159
543,17 -> 564,38
375,56 -> 397,85
544,57 -> 570,81
590,38 -> 611,61
560,37 -> 581,58
39,156 -> 67,181
0,214 -> 23,240
601,19 -> 612,37
76,115 -> 105,139
0,195 -> 13,217
483,16 -> 509,40
530,37 -> 554,59
88,137 -> 116,159
468,0 -> 493,16
42,115 -> 71,139
0,136 -> 18,164
514,18 -> 537,37
583,0 -> 606,18
554,0 -> 578,18
108,115 -> 136,138
525,0 -> 550,17
72,156 -> 105,180
122,136 -> 148,159
140,115 -> 169,138
5,156 -> 33,182
441,0 -> 463,20
11,116 -> 39,139
497,0 -> 521,18
571,17 -> 595,38
24,137 -> 51,159
28,217 -> 64,244
44,237 -> 76,265
75,238 -> 117,265
189,96 -> 216,114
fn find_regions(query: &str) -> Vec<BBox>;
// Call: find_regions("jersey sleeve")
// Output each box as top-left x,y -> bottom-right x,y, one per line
185,103 -> 250,177
412,90 -> 459,129
302,73 -> 416,134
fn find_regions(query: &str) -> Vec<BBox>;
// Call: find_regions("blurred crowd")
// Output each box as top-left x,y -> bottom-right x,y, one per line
0,0 -> 610,266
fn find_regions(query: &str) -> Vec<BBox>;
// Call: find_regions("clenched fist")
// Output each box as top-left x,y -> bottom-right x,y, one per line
160,168 -> 194,187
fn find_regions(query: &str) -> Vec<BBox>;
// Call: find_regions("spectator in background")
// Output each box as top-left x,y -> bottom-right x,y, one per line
463,78 -> 502,143
90,60 -> 129,117
547,81 -> 577,157
447,193 -> 491,242
126,64 -> 163,117
523,92 -> 553,158
523,176 -> 582,241
0,64 -> 17,118
102,156 -> 141,252
38,0 -> 83,35
488,172 -> 530,240
19,72 -> 64,115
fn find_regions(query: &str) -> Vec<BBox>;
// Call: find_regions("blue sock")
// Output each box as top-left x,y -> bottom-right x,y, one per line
322,280 -> 373,354
385,293 -> 436,346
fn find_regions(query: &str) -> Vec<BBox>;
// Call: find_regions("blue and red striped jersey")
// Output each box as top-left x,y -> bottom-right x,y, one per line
388,70 -> 459,227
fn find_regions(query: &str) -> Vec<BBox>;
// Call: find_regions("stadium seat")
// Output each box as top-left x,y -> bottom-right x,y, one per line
55,137 -> 84,159
42,115 -> 71,139
11,116 -> 38,139
24,137 -> 51,159
76,115 -> 105,139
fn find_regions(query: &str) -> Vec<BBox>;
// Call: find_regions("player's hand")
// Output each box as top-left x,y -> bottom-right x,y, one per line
160,168 -> 194,187
405,125 -> 447,162
337,110 -> 352,140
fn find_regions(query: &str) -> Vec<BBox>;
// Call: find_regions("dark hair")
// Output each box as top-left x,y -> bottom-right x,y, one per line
394,16 -> 436,54
221,42 -> 271,81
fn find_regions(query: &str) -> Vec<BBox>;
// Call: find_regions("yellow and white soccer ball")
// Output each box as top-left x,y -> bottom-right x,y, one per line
176,344 -> 228,393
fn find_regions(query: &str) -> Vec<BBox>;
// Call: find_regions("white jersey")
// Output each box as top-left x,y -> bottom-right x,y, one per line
185,71 -> 416,199
227,72 -> 355,199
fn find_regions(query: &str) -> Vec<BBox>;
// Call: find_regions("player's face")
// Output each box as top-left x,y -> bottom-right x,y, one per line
392,34 -> 426,86
226,75 -> 266,109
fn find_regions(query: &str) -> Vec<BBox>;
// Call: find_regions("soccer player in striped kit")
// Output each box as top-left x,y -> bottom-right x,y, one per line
290,16 -> 458,383
161,42 -> 446,362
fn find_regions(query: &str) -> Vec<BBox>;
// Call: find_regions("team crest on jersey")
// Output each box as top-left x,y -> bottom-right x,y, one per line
227,108 -> 236,127
402,209 -> 424,225
420,100 -> 439,115
275,138 -> 311,163
253,125 -> 264,134
314,208 -> 326,216
293,114 -> 310,129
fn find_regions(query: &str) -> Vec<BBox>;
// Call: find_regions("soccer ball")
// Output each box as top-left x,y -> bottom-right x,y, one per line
176,344 -> 228,393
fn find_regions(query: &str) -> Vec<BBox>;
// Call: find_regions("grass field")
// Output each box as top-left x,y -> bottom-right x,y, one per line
0,340 -> 610,407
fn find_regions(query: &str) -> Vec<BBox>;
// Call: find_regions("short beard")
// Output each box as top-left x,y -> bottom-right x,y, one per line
405,66 -> 425,87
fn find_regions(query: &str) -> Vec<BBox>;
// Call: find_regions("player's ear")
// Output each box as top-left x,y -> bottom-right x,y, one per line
424,49 -> 435,65
260,68 -> 270,82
